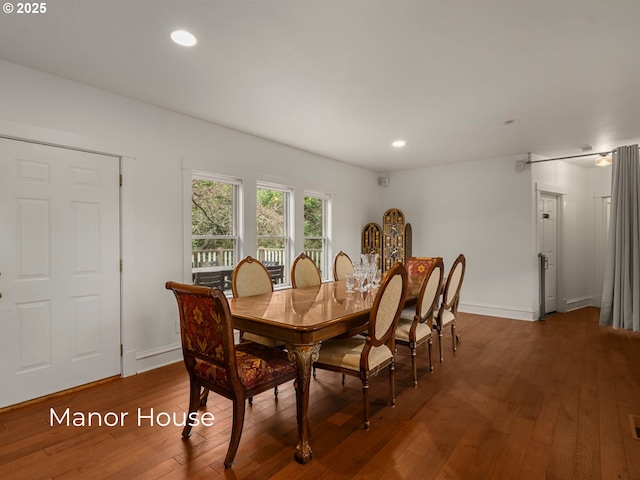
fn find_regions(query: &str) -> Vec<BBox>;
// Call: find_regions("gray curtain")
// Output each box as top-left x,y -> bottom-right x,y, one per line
600,144 -> 640,331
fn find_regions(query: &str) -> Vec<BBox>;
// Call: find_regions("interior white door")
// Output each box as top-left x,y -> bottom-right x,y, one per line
539,194 -> 558,313
0,138 -> 121,408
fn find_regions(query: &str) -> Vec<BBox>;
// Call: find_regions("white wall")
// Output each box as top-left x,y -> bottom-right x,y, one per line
0,59 -> 379,374
382,155 -> 538,320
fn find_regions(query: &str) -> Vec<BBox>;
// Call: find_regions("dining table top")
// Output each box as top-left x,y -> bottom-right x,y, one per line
228,277 -> 422,345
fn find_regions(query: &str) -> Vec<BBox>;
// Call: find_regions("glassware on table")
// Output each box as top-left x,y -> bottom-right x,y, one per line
365,263 -> 375,290
353,264 -> 367,292
345,274 -> 355,292
371,268 -> 382,289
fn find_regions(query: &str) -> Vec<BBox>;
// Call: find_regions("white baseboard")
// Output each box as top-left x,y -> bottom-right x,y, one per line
135,343 -> 182,374
566,296 -> 593,312
459,302 -> 537,321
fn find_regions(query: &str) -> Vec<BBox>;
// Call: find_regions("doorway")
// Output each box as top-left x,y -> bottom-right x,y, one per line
0,137 -> 121,408
538,193 -> 558,314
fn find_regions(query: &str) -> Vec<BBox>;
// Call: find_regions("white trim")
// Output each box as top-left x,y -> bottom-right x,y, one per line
565,295 -> 593,311
135,343 -> 182,375
136,356 -> 182,374
0,133 -> 121,158
192,170 -> 241,185
136,342 -> 181,360
536,182 -> 568,195
183,168 -> 193,283
256,181 -> 293,193
120,156 -> 137,377
460,302 -> 536,321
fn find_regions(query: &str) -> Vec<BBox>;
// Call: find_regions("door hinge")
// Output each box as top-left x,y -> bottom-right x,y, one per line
120,344 -> 123,356
120,260 -> 123,272
119,174 -> 123,187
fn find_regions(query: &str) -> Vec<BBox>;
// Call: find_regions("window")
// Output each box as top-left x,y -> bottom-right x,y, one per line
257,183 -> 291,285
304,192 -> 330,279
191,174 -> 240,290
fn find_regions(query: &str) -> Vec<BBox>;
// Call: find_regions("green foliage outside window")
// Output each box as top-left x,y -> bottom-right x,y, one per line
192,179 -> 234,250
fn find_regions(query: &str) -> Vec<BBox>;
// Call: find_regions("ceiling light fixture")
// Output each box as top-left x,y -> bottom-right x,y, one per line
170,30 -> 197,47
392,140 -> 406,148
595,153 -> 612,167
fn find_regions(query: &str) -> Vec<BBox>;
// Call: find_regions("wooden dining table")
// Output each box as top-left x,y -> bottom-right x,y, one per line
228,278 -> 422,464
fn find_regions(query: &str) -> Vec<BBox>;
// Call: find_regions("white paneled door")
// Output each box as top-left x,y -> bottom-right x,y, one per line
0,138 -> 121,408
539,193 -> 558,314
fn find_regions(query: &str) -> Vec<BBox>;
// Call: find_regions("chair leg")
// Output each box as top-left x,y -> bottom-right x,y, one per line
452,322 -> 457,352
274,385 -> 279,398
389,360 -> 396,407
224,397 -> 247,469
410,343 -> 418,388
199,387 -> 210,407
438,329 -> 444,363
342,374 -> 346,386
362,375 -> 370,430
182,381 -> 200,438
428,337 -> 434,372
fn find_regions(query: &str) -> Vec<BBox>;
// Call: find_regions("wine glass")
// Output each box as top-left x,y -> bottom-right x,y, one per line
365,263 -> 376,290
345,274 -> 355,292
354,264 -> 367,292
372,269 -> 382,289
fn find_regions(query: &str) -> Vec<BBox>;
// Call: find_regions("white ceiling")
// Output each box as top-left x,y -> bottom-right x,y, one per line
1,0 -> 639,172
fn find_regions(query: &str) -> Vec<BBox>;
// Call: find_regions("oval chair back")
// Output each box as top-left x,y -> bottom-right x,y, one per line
232,256 -> 283,348
333,250 -> 354,281
291,252 -> 321,288
368,262 -> 408,347
436,254 -> 466,362
417,257 -> 444,323
232,256 -> 273,298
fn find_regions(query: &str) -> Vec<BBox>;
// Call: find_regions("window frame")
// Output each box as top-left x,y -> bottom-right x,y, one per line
304,191 -> 331,280
191,172 -> 241,273
256,182 -> 293,285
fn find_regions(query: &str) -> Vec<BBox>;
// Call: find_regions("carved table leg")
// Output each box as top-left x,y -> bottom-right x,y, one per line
286,343 -> 320,464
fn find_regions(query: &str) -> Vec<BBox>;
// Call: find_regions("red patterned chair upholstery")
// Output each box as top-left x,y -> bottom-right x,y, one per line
165,282 -> 296,468
405,256 -> 438,280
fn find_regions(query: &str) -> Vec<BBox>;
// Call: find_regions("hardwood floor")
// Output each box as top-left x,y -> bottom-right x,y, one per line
1,307 -> 639,479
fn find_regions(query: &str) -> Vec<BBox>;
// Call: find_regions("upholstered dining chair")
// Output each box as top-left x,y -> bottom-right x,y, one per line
404,256 -> 438,281
232,256 -> 284,348
395,257 -> 444,387
435,254 -> 466,362
291,252 -> 322,288
165,281 -> 296,469
313,262 -> 408,430
333,250 -> 354,281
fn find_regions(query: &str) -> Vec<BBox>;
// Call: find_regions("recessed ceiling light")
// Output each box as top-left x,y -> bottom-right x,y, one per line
392,140 -> 406,148
171,30 -> 197,47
